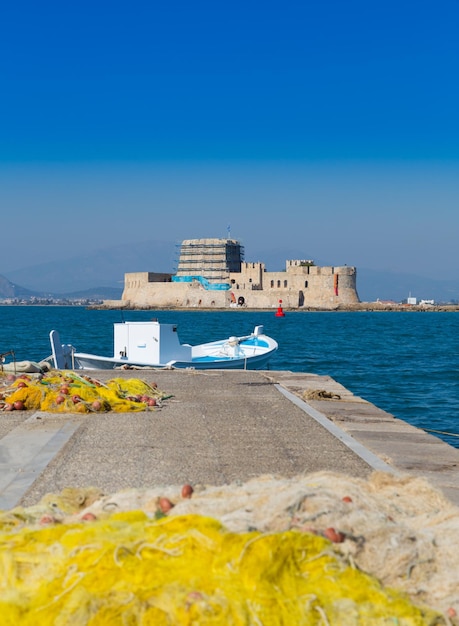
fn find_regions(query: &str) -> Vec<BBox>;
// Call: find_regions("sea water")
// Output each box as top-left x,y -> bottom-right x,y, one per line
1,306 -> 458,448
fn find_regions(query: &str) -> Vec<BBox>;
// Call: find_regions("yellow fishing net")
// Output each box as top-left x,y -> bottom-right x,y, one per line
0,371 -> 168,413
0,513 -> 442,625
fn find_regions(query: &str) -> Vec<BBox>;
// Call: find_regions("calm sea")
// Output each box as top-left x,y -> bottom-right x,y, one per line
1,306 -> 458,448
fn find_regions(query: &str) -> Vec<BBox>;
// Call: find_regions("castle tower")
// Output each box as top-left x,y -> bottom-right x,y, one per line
174,238 -> 244,285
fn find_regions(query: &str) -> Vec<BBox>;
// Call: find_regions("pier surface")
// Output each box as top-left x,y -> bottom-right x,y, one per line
1,369 -> 458,510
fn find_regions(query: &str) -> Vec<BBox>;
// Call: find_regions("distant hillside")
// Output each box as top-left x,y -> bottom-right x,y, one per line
60,286 -> 123,300
0,274 -> 39,299
3,240 -> 177,294
356,268 -> 459,304
0,275 -> 123,301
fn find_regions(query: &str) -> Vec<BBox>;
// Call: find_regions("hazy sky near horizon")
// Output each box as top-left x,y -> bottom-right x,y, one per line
1,0 -> 458,280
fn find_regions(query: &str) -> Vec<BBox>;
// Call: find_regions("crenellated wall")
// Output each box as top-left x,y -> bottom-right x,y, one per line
120,262 -> 360,309
227,262 -> 359,308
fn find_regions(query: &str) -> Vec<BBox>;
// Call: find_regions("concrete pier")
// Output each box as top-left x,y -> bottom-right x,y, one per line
1,369 -> 458,510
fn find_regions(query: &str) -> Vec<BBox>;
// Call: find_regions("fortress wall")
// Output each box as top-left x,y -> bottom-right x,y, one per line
117,239 -> 359,310
121,266 -> 359,310
124,272 -> 172,288
239,262 -> 265,287
286,259 -> 314,269
231,262 -> 265,290
122,277 -> 231,309
228,265 -> 359,308
123,272 -> 151,291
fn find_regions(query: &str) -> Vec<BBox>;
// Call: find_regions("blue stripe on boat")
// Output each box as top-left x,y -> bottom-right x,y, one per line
241,338 -> 269,347
193,356 -> 233,362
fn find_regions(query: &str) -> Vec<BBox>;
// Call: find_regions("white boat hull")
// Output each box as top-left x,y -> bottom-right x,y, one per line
48,323 -> 278,371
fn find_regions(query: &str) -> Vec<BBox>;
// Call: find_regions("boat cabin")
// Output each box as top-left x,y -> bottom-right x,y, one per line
114,321 -> 192,365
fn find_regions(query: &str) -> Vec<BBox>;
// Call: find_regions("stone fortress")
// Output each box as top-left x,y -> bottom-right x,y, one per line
118,238 -> 360,310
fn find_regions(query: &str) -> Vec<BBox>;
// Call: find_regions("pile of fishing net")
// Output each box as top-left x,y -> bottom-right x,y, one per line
1,471 -> 458,625
0,371 -> 168,413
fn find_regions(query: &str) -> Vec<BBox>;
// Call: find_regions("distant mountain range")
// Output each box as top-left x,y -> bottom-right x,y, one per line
354,268 -> 458,304
0,274 -> 38,299
0,274 -> 124,301
1,240 -> 458,304
0,240 -> 177,301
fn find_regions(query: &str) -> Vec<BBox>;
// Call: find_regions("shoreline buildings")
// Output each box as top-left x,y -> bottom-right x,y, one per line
117,238 -> 360,310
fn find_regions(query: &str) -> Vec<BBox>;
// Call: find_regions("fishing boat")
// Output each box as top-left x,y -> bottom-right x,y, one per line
48,321 -> 278,371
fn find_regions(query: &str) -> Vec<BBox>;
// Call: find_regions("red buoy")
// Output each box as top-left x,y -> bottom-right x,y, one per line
275,299 -> 285,317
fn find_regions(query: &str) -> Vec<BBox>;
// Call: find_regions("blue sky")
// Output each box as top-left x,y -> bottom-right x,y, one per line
1,0 -> 458,280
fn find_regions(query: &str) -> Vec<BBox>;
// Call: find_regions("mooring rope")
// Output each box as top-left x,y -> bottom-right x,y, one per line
424,427 -> 459,438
